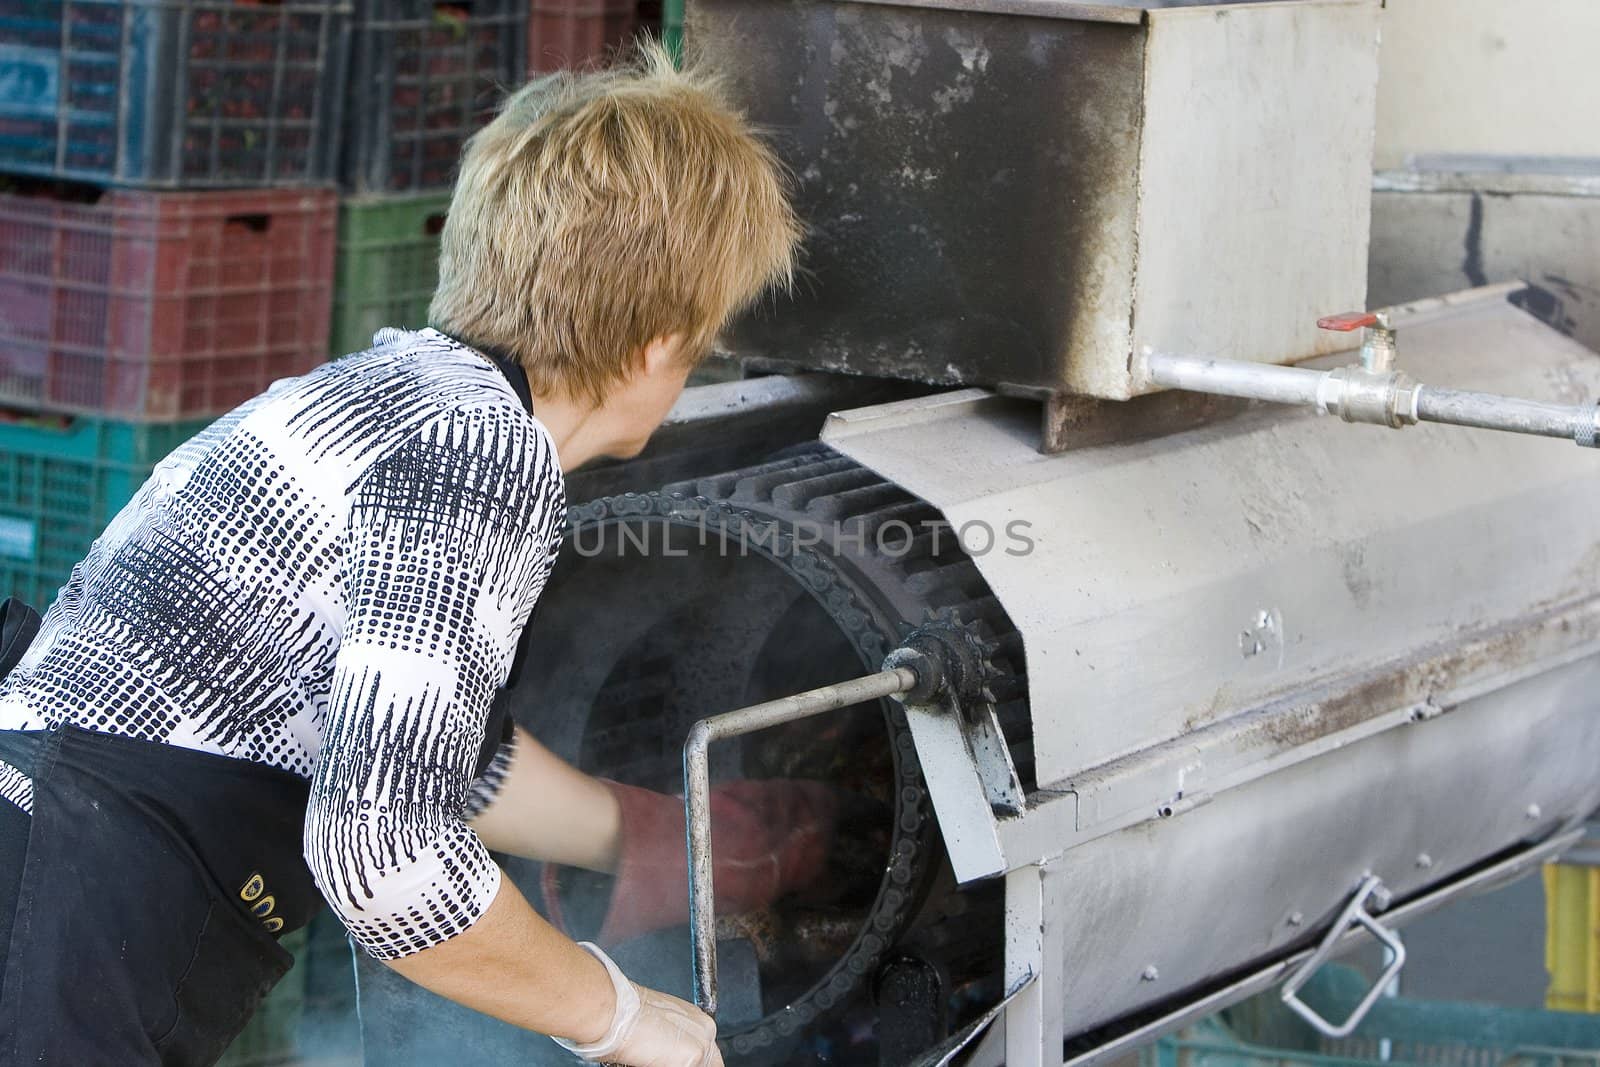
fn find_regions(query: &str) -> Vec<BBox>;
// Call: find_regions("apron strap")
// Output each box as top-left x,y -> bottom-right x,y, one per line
0,598 -> 40,679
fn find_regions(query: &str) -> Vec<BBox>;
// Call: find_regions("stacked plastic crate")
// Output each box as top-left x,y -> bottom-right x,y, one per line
328,0 -> 527,358
0,7 -> 345,1062
528,0 -> 638,74
329,0 -> 640,363
0,0 -> 344,610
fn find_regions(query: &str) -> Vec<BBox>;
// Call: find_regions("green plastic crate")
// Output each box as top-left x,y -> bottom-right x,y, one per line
216,928 -> 310,1067
329,193 -> 452,359
0,413 -> 209,609
1147,965 -> 1600,1067
662,0 -> 683,59
1147,1017 -> 1600,1067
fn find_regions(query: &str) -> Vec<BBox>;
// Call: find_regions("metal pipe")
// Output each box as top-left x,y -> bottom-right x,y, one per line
1145,351 -> 1600,448
1416,386 -> 1600,446
1143,353 -> 1331,408
684,666 -> 921,1015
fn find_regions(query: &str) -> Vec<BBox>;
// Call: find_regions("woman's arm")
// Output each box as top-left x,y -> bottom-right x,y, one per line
302,406 -> 719,1064
304,407 -> 559,960
469,724 -> 623,871
381,855 -> 725,1067
384,874 -> 617,1041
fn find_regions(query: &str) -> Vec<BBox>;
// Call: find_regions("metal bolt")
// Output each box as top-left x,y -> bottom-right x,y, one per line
1287,911 -> 1304,927
1416,853 -> 1433,870
1408,699 -> 1444,723
1369,884 -> 1394,912
1141,966 -> 1159,982
1527,803 -> 1543,820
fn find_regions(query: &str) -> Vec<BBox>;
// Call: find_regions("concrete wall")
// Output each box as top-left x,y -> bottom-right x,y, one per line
1368,184 -> 1600,353
1369,2 -> 1600,354
1376,0 -> 1600,168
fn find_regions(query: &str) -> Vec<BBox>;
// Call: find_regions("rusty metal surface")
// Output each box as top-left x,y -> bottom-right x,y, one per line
694,0 -> 1147,393
1040,389 -> 1251,453
996,590 -> 1600,870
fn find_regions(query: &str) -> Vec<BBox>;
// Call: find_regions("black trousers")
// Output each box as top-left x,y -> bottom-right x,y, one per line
0,726 -> 319,1066
0,795 -> 25,1011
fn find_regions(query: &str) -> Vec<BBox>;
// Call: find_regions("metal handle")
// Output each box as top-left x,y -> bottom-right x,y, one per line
1280,875 -> 1406,1039
682,666 -> 920,1015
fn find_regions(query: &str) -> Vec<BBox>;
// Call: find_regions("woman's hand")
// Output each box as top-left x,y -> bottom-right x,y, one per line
613,983 -> 723,1067
556,943 -> 722,1067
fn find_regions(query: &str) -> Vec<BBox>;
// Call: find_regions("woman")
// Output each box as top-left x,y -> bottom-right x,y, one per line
0,45 -> 810,1067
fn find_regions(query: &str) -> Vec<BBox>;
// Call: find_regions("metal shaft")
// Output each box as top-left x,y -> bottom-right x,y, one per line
1145,350 -> 1600,447
684,666 -> 920,1016
1415,386 -> 1600,445
1143,352 -> 1331,408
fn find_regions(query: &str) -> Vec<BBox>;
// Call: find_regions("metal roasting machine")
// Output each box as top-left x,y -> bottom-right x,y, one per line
355,1 -> 1600,1064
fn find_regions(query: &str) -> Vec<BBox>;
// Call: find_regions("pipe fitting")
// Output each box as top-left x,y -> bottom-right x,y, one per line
1318,366 -> 1420,429
882,645 -> 944,704
885,615 -> 997,707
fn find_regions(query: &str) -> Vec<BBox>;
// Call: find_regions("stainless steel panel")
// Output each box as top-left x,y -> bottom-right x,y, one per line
824,294 -> 1600,786
1050,822 -> 1584,1066
1044,650 -> 1600,1037
695,0 -> 1377,399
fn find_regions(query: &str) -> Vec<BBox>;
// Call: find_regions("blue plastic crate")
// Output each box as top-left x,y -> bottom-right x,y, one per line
0,412 -> 208,609
342,0 -> 525,192
1147,965 -> 1600,1067
0,0 -> 351,187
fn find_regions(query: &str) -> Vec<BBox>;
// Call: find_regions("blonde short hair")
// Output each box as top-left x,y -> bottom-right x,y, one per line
429,43 -> 800,404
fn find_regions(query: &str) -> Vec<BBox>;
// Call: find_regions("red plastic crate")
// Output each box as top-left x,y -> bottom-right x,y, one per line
528,0 -> 636,74
0,183 -> 337,419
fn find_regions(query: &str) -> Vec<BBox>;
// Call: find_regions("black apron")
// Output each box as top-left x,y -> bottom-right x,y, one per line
0,724 -> 318,1066
0,706 -> 521,1065
0,624 -> 525,1066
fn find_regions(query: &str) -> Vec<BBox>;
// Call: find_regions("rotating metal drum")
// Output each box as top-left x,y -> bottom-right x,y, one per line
514,444 -> 1026,1062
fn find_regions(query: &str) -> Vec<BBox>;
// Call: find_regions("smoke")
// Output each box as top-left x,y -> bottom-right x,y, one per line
281,516 -> 941,1065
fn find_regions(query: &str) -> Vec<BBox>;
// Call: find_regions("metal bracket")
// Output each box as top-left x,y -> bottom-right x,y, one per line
1279,875 -> 1406,1038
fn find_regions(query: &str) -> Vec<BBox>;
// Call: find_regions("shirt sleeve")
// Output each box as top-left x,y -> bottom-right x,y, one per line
462,727 -> 519,821
303,403 -> 564,959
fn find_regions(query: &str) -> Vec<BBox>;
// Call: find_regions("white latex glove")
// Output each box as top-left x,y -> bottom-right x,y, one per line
555,942 -> 724,1067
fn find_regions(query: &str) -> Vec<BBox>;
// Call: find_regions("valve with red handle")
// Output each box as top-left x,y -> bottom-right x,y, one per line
1318,309 -> 1397,372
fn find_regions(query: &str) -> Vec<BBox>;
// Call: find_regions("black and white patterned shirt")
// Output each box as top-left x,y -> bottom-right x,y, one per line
0,329 -> 566,959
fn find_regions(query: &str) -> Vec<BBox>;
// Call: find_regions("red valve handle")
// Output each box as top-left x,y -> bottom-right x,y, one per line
1317,311 -> 1380,332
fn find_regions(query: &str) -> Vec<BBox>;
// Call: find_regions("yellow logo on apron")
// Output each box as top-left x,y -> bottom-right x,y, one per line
239,872 -> 283,935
